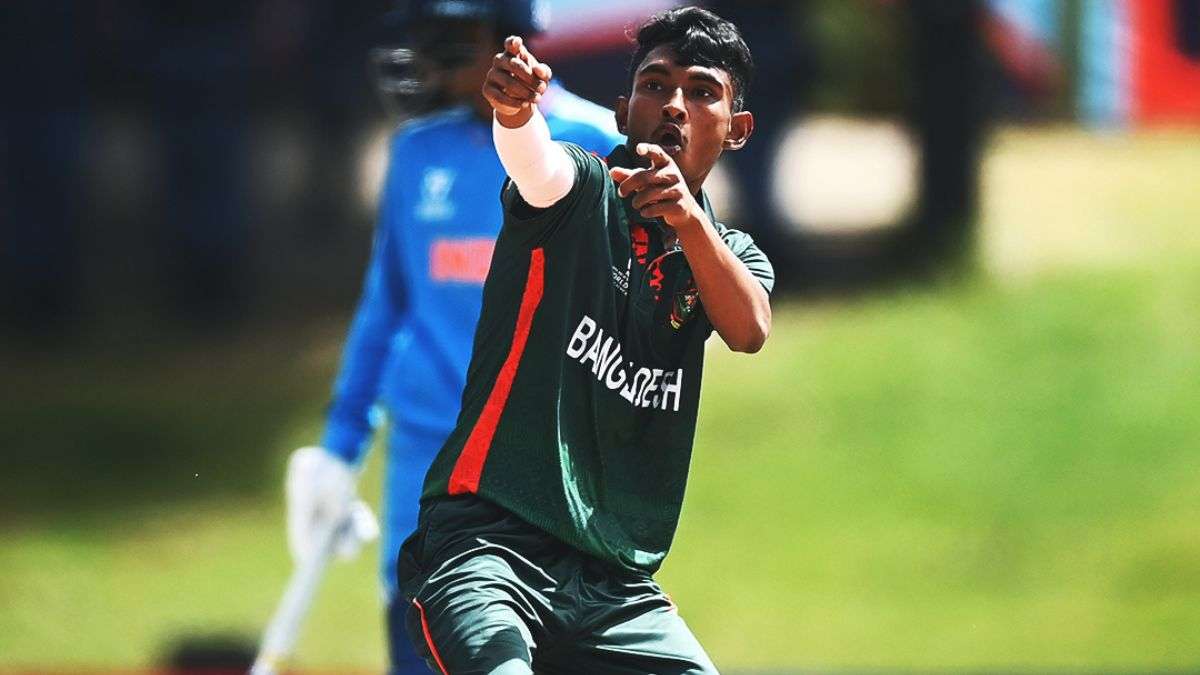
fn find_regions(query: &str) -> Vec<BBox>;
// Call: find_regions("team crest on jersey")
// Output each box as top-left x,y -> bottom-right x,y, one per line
417,167 -> 456,220
670,283 -> 700,330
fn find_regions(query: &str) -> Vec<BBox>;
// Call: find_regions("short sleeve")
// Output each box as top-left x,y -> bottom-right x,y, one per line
499,142 -> 608,242
720,227 -> 775,294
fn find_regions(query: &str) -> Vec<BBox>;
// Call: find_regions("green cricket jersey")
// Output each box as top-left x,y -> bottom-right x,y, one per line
419,142 -> 774,573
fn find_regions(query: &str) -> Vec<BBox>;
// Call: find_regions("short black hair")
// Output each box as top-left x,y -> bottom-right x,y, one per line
628,7 -> 754,112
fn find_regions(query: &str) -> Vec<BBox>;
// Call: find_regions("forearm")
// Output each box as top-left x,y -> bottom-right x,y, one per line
492,106 -> 575,208
322,265 -> 401,462
675,216 -> 772,353
322,322 -> 391,463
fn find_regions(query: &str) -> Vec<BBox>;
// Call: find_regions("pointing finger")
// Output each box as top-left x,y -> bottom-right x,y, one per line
493,55 -> 548,98
635,143 -> 672,169
610,167 -> 676,198
611,167 -> 645,197
609,166 -> 638,183
505,35 -> 537,69
502,36 -> 550,90
516,43 -> 551,87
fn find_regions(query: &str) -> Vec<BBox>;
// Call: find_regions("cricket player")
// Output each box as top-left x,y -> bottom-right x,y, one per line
282,2 -> 623,673
397,7 -> 773,673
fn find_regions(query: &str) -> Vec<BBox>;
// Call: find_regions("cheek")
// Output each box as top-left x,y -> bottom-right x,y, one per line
626,99 -> 661,135
628,95 -> 657,119
692,109 -> 730,147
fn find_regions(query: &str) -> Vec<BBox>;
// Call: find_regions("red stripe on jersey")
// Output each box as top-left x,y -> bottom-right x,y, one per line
412,599 -> 450,675
448,247 -> 546,495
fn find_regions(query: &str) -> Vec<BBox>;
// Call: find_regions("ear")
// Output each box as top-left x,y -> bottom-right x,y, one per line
723,110 -> 754,151
615,96 -> 629,135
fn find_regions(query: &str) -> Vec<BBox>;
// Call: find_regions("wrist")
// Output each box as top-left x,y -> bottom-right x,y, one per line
320,427 -> 366,465
494,105 -> 535,129
671,207 -> 708,235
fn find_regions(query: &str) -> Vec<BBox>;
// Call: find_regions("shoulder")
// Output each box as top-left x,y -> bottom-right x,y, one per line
388,106 -> 474,152
712,221 -> 753,252
561,141 -> 612,194
379,109 -> 474,207
713,222 -> 776,294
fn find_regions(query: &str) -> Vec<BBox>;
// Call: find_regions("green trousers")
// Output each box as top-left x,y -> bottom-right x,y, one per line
397,496 -> 718,675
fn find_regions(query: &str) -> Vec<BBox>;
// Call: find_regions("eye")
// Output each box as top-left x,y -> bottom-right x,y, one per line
642,80 -> 663,92
692,87 -> 715,99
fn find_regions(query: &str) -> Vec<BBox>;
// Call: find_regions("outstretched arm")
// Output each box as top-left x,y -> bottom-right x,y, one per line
611,144 -> 772,353
484,36 -> 575,208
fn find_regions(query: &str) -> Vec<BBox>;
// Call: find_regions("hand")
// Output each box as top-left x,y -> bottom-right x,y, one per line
482,36 -> 552,122
609,143 -> 702,229
285,446 -> 379,563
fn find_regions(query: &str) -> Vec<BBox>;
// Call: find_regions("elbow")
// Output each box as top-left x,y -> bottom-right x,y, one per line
743,336 -> 767,354
729,307 -> 771,354
732,328 -> 768,354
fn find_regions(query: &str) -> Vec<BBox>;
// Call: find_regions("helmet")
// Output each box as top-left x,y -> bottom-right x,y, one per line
388,0 -> 549,38
370,0 -> 551,117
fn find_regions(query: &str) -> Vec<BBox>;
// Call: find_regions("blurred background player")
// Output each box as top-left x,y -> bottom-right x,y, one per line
281,1 -> 624,673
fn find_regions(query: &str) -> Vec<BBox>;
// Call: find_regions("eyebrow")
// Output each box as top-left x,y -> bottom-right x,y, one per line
636,63 -> 673,78
637,62 -> 726,90
687,71 -> 724,89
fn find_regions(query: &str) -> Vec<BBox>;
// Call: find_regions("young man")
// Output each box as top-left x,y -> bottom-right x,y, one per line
281,2 -> 623,673
398,7 -> 773,674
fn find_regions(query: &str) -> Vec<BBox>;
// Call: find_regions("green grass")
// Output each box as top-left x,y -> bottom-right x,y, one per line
671,260 -> 1200,670
2,129 -> 1199,671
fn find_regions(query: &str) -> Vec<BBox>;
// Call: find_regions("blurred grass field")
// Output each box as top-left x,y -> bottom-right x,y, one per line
2,128 -> 1199,672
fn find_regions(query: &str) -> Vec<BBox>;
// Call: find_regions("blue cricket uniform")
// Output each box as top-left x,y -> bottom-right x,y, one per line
320,85 -> 623,600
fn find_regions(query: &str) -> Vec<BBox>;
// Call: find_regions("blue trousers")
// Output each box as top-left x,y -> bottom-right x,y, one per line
381,422 -> 448,674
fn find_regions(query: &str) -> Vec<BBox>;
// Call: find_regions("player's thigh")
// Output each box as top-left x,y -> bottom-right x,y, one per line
387,592 -> 434,675
405,552 -> 544,675
567,603 -> 719,675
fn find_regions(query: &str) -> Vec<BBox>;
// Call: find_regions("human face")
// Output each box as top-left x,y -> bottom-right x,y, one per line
413,19 -> 497,117
617,45 -> 753,194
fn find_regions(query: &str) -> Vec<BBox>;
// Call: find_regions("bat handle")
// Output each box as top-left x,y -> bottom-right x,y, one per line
249,655 -> 282,675
250,521 -> 341,674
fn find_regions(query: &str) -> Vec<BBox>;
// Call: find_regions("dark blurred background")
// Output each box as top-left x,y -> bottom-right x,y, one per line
11,0 -> 1198,339
0,0 -> 992,341
2,0 -> 1199,672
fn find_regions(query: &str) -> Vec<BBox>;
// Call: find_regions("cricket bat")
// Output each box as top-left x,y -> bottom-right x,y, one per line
249,520 -> 342,675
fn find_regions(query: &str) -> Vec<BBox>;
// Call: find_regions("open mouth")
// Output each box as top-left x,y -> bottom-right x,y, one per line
652,124 -> 685,156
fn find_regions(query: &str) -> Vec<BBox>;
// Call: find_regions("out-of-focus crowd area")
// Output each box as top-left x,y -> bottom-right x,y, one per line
3,0 -> 1198,335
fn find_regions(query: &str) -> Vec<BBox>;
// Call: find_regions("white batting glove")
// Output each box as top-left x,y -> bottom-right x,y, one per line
285,446 -> 379,563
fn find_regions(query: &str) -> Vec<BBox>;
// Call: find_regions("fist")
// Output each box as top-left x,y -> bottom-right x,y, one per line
483,36 -> 552,119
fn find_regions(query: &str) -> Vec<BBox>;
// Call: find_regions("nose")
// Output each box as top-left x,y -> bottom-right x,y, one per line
661,87 -> 686,123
